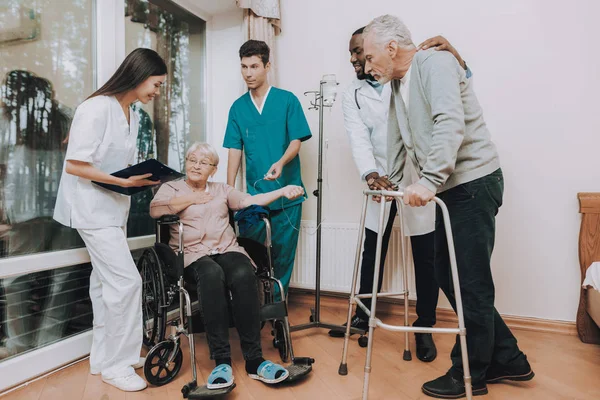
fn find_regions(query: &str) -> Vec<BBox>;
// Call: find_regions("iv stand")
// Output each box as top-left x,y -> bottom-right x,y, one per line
290,79 -> 365,337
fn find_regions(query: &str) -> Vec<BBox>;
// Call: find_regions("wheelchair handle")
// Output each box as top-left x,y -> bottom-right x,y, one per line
157,214 -> 180,224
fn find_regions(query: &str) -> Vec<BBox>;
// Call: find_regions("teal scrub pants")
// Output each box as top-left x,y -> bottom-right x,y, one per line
240,203 -> 302,300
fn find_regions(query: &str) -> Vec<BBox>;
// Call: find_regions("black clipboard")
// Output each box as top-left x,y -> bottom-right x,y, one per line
92,159 -> 185,196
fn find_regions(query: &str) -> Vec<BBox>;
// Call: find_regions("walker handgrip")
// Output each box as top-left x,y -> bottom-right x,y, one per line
363,189 -> 445,209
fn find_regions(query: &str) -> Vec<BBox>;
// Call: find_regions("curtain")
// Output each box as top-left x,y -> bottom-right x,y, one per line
237,0 -> 281,85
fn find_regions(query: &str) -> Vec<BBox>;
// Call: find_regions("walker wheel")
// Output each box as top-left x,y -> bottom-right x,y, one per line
358,335 -> 369,348
144,340 -> 183,386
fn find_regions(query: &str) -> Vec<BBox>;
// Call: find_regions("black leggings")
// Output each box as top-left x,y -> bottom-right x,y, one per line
184,252 -> 262,361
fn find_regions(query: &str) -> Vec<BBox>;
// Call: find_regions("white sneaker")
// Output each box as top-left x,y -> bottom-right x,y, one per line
133,357 -> 146,369
91,357 -> 146,375
102,373 -> 147,392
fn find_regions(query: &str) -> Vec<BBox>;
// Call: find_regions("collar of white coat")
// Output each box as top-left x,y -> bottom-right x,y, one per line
349,78 -> 390,103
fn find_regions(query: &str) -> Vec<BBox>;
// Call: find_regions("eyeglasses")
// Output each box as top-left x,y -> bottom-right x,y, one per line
186,158 -> 216,168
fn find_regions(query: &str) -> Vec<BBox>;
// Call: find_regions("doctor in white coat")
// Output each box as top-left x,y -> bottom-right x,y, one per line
54,49 -> 167,392
331,27 -> 470,363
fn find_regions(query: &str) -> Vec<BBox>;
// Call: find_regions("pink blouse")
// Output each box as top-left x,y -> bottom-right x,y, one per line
150,180 -> 252,268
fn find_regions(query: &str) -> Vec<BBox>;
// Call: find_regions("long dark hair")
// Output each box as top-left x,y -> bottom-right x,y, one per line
87,48 -> 167,100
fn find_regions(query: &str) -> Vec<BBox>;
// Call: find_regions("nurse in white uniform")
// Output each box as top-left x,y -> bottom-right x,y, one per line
53,48 -> 167,392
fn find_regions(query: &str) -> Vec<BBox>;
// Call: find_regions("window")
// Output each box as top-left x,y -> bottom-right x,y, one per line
124,0 -> 207,237
0,0 -> 95,257
0,0 -> 96,362
0,0 -> 207,367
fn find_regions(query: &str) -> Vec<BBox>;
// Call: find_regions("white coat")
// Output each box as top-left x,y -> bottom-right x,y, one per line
342,79 -> 435,236
53,95 -> 143,379
54,95 -> 139,229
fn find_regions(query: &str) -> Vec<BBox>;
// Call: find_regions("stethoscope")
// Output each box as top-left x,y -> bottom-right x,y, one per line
354,87 -> 361,110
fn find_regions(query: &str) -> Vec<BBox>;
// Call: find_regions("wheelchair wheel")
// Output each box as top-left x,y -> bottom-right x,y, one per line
272,319 -> 289,363
358,335 -> 369,348
138,247 -> 167,348
144,340 -> 183,386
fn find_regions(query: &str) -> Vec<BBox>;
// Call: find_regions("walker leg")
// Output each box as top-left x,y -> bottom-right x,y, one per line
362,323 -> 375,400
436,197 -> 473,400
399,208 -> 411,361
339,194 -> 369,376
361,198 -> 387,400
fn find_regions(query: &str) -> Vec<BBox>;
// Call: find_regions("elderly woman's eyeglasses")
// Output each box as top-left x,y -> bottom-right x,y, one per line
186,158 -> 216,168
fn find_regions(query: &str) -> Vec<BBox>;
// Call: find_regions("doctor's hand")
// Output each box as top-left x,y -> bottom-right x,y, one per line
417,35 -> 466,70
121,173 -> 159,188
366,172 -> 396,203
281,185 -> 304,200
264,162 -> 283,181
403,183 -> 435,207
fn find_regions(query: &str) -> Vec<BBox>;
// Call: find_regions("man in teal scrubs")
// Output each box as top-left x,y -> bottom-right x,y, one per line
224,40 -> 312,298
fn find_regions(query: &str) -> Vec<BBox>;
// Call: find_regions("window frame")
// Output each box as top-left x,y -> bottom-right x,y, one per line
0,0 -> 209,391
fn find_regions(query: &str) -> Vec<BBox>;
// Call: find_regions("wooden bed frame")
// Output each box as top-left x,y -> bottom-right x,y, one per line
577,192 -> 600,344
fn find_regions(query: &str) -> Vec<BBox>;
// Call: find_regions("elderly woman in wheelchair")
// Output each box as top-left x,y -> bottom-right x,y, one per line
147,142 -> 304,393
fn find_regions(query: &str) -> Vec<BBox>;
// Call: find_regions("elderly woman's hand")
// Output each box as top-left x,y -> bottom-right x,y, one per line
281,185 -> 304,200
192,192 -> 213,205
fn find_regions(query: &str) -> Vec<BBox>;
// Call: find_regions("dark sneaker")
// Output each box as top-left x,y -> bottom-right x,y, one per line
486,359 -> 535,383
328,315 -> 368,338
422,372 -> 488,399
415,333 -> 437,362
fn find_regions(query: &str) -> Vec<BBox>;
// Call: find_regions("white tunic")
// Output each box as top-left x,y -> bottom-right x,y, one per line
53,95 -> 139,229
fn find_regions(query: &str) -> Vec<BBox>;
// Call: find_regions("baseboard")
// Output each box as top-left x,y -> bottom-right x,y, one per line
288,289 -> 577,337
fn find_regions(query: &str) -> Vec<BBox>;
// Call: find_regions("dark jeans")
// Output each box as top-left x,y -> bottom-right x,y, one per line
434,169 -> 525,383
357,201 -> 439,328
184,252 -> 262,361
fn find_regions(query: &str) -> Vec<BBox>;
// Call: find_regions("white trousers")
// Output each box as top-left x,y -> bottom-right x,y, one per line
78,226 -> 142,379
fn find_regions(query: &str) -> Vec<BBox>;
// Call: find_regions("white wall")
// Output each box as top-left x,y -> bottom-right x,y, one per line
208,1 -> 600,322
205,8 -> 244,183
273,0 -> 600,322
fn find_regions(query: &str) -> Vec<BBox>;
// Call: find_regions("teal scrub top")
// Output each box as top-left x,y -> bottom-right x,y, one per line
223,87 -> 312,210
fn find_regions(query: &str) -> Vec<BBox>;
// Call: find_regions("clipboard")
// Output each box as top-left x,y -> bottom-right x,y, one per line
92,159 -> 185,196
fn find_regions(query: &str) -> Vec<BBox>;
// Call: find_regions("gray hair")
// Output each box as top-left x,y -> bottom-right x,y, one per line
186,142 -> 220,166
364,15 -> 415,50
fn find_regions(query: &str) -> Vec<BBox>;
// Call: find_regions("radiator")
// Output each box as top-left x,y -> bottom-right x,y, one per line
290,221 -> 417,300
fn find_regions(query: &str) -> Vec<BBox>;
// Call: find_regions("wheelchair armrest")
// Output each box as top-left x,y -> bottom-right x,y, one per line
235,205 -> 270,222
157,214 -> 180,224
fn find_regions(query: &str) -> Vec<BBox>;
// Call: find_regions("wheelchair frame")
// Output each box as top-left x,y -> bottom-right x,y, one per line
138,212 -> 313,398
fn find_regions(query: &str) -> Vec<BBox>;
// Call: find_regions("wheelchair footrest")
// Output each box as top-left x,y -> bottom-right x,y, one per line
260,301 -> 288,321
186,383 -> 236,399
285,357 -> 314,383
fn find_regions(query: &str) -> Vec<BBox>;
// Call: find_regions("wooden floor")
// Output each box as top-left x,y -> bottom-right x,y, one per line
4,299 -> 600,400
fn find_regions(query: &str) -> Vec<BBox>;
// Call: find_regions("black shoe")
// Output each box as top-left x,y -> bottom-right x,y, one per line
486,359 -> 535,383
422,372 -> 488,399
328,315 -> 368,338
415,333 -> 437,362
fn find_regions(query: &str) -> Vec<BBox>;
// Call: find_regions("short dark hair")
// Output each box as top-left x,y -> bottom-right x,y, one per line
352,26 -> 366,36
239,40 -> 270,66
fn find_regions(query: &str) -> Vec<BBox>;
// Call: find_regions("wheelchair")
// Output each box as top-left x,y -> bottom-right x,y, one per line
137,209 -> 314,398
